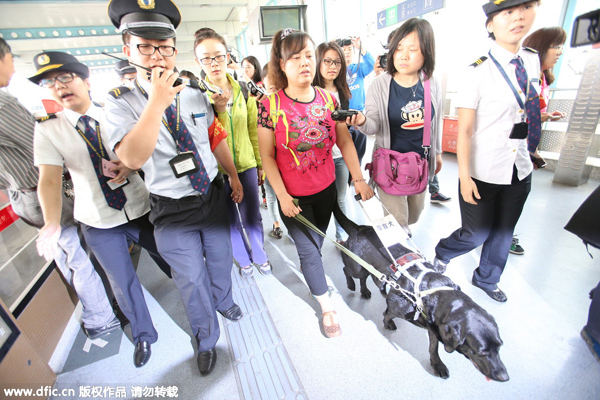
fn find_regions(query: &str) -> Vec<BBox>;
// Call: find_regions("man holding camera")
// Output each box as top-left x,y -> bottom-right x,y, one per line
340,36 -> 374,166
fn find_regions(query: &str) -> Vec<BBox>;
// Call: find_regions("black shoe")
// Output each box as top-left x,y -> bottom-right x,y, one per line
510,236 -> 525,255
268,226 -> 283,239
198,348 -> 217,376
134,340 -> 151,368
218,304 -> 243,321
83,316 -> 121,340
430,192 -> 452,204
472,280 -> 507,302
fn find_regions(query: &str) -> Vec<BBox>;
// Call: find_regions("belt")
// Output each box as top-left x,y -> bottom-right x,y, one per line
151,173 -> 223,203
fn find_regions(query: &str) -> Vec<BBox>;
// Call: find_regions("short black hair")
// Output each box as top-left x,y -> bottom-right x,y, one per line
0,38 -> 11,60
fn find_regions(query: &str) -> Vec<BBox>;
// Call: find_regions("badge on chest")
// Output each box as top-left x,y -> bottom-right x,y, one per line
169,151 -> 200,178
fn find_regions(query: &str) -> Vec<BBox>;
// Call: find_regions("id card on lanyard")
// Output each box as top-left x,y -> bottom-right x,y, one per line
76,120 -> 130,189
488,51 -> 529,140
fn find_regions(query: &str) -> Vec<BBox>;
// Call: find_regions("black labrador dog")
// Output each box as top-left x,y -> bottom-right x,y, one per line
333,205 -> 509,381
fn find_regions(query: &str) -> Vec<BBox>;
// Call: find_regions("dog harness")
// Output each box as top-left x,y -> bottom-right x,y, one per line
288,198 -> 455,322
387,252 -> 455,322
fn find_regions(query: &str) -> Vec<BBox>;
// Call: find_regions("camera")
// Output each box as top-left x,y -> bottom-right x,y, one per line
198,79 -> 223,95
336,37 -> 353,47
571,9 -> 600,47
247,80 -> 267,97
331,109 -> 358,121
226,45 -> 238,65
379,53 -> 387,69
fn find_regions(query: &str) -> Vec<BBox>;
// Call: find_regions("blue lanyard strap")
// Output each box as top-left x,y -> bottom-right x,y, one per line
488,51 -> 527,111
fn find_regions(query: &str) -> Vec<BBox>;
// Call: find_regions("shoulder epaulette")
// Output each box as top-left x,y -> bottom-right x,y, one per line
469,56 -> 488,67
188,79 -> 203,91
108,86 -> 131,99
36,114 -> 57,123
523,46 -> 538,54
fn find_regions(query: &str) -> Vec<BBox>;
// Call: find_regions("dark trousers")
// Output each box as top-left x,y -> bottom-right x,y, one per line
587,280 -> 600,343
81,213 -> 169,344
435,167 -> 531,291
149,179 -> 233,352
279,182 -> 336,296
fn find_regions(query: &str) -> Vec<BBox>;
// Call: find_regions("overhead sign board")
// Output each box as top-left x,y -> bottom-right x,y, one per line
377,0 -> 445,30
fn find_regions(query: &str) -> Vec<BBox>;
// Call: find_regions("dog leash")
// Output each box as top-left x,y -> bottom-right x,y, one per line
291,199 -> 452,321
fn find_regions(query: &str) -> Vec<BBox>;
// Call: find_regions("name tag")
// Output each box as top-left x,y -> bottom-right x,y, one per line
169,152 -> 200,178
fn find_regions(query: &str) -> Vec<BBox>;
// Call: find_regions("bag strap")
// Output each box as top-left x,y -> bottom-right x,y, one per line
239,81 -> 249,103
423,79 -> 431,152
268,92 -> 299,166
316,87 -> 335,112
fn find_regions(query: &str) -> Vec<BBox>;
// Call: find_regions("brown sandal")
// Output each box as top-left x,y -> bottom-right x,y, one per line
322,311 -> 342,338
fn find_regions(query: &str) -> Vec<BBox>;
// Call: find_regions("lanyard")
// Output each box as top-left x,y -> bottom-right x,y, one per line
226,86 -> 240,166
135,79 -> 185,153
75,118 -> 106,160
488,51 -> 529,114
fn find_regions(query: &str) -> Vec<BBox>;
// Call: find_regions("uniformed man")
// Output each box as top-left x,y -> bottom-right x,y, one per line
0,38 -> 119,340
115,59 -> 137,87
31,51 -> 175,368
105,0 -> 243,376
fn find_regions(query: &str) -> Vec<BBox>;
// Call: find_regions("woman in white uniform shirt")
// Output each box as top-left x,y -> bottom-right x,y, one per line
433,0 -> 541,302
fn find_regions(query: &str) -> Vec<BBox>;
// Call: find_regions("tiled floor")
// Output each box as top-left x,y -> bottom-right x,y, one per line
50,148 -> 600,400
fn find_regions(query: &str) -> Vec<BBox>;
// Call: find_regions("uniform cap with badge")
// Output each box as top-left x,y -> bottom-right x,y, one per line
28,51 -> 89,85
482,0 -> 537,16
108,0 -> 181,40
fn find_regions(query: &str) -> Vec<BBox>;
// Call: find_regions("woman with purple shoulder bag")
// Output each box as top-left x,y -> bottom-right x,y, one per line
349,18 -> 443,234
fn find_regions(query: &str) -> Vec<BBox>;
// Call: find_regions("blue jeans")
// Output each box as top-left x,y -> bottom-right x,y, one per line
263,178 -> 280,224
587,280 -> 600,343
333,157 -> 349,241
429,174 -> 440,194
9,189 -> 115,329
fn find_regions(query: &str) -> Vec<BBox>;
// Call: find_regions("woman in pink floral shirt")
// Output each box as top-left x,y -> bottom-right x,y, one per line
257,29 -> 373,338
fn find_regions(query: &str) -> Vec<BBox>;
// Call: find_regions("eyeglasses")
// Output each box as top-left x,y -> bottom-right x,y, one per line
197,55 -> 227,65
131,44 -> 176,57
322,58 -> 342,67
549,45 -> 564,51
39,72 -> 77,88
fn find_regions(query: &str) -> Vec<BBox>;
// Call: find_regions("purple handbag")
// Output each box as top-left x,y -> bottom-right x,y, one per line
366,80 -> 431,196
